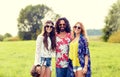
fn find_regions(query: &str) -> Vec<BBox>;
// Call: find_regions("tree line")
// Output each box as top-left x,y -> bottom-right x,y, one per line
0,0 -> 120,43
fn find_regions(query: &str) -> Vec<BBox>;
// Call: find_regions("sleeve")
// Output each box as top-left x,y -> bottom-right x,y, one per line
83,37 -> 90,55
34,35 -> 43,65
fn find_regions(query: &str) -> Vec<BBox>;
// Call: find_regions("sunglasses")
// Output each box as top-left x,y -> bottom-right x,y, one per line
74,26 -> 81,29
46,25 -> 53,28
59,24 -> 66,26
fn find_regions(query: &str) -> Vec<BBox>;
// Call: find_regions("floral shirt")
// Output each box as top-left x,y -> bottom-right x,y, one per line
56,33 -> 71,68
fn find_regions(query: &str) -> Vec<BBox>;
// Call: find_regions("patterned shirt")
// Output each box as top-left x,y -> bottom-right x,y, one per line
78,35 -> 91,77
67,35 -> 91,77
56,33 -> 71,68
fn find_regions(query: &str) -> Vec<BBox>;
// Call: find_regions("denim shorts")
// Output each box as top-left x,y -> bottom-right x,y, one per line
73,66 -> 82,72
40,57 -> 51,67
56,68 -> 68,77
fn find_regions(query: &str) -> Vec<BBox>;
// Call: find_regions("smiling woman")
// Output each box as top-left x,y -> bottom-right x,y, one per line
32,20 -> 56,77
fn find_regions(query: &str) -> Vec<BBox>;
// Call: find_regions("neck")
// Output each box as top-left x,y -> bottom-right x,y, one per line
60,31 -> 66,34
47,33 -> 50,36
75,33 -> 80,38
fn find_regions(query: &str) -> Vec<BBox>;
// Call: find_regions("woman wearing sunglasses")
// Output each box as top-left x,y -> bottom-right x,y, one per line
34,20 -> 56,77
69,22 -> 91,77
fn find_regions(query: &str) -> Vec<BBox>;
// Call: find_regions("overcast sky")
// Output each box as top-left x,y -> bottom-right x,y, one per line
0,0 -> 117,36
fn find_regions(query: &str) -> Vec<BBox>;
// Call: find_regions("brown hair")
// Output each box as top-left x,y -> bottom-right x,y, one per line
43,20 -> 56,51
30,65 -> 40,77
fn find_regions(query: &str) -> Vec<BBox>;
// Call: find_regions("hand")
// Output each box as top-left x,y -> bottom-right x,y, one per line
82,65 -> 88,74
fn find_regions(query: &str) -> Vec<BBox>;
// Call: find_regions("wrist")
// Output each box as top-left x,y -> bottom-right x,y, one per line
84,65 -> 88,69
85,64 -> 88,66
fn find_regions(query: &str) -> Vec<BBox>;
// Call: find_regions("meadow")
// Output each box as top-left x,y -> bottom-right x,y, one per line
0,40 -> 120,77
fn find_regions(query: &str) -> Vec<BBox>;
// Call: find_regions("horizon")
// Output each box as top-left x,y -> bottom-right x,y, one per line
0,0 -> 117,36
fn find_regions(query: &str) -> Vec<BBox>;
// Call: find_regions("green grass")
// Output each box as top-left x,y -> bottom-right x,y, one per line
0,41 -> 120,77
89,41 -> 120,77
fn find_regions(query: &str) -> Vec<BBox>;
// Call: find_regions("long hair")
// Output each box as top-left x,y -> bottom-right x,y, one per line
43,20 -> 56,51
73,22 -> 89,42
55,17 -> 71,34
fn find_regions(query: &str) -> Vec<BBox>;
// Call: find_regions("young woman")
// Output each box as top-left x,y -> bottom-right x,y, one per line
69,22 -> 91,77
34,20 -> 56,77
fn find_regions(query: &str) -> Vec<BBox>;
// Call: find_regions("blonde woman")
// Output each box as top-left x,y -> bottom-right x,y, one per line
69,22 -> 91,77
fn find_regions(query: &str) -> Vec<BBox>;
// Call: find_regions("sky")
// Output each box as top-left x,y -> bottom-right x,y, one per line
0,0 -> 117,36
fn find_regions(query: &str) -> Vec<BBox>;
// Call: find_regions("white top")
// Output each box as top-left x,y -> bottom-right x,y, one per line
34,35 -> 55,65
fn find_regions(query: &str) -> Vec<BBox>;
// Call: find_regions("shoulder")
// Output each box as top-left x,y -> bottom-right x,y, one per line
80,35 -> 87,41
66,33 -> 71,37
55,33 -> 59,36
37,35 -> 43,38
37,35 -> 44,40
79,35 -> 89,45
67,33 -> 71,35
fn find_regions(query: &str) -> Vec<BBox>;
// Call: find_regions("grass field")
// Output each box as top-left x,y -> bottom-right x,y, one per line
0,40 -> 120,77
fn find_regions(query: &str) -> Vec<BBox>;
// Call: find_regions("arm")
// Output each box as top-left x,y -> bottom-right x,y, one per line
84,55 -> 89,67
82,36 -> 89,74
82,54 -> 89,74
34,35 -> 43,65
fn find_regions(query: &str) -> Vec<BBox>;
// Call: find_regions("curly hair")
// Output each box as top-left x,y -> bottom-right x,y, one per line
55,17 -> 71,34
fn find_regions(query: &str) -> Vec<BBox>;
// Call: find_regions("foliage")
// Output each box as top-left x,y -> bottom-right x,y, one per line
108,30 -> 120,43
4,33 -> 12,38
0,34 -> 4,41
17,4 -> 60,40
102,0 -> 120,41
18,31 -> 31,40
3,36 -> 20,41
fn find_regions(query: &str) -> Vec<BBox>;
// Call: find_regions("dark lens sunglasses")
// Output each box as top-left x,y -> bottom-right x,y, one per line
74,26 -> 81,29
59,24 -> 66,26
46,25 -> 53,28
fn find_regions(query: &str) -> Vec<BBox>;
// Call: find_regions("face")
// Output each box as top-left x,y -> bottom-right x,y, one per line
73,23 -> 81,34
45,23 -> 53,33
36,66 -> 41,74
59,20 -> 66,32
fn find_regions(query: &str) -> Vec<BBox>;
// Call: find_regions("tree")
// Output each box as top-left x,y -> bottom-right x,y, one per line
17,4 -> 60,40
4,33 -> 12,38
102,0 -> 120,41
0,34 -> 4,41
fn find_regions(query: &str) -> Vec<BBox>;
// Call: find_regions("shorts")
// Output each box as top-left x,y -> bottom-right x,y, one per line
73,66 -> 82,72
40,57 -> 51,67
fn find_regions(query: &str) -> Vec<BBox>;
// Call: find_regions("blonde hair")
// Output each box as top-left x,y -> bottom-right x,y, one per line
73,22 -> 89,42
